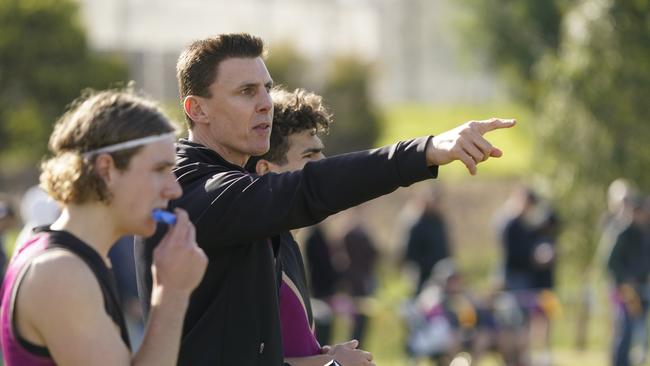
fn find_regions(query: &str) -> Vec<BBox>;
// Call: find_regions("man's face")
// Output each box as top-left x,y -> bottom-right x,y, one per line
200,57 -> 273,166
267,129 -> 325,174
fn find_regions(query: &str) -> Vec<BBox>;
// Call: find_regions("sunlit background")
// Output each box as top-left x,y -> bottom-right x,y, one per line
1,0 -> 649,365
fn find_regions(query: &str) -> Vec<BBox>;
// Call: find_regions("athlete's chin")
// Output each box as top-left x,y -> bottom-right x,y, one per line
249,142 -> 270,156
132,219 -> 157,238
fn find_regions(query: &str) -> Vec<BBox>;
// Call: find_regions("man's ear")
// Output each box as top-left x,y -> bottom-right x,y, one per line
255,159 -> 271,175
183,96 -> 209,125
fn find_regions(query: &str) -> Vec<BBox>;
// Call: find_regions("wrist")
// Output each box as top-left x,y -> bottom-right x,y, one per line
425,135 -> 443,166
150,285 -> 191,309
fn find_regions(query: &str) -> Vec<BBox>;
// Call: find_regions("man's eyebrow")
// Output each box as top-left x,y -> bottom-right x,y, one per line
237,81 -> 274,89
238,82 -> 258,89
301,147 -> 323,155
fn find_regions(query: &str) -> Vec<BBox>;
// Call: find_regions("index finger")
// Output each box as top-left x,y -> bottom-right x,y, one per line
475,118 -> 516,135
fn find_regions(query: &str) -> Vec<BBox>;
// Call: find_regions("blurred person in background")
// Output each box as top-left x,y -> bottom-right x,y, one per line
15,186 -> 60,249
404,258 -> 500,366
339,208 -> 379,345
497,187 -> 541,294
250,87 -> 374,366
597,179 -> 638,269
607,196 -> 650,366
495,186 -> 554,366
134,32 -> 515,365
529,201 -> 560,366
402,185 -> 452,296
0,196 -> 17,279
305,224 -> 339,346
0,90 -> 207,366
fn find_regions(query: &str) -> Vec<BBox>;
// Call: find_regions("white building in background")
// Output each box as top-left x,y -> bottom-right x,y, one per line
79,0 -> 500,104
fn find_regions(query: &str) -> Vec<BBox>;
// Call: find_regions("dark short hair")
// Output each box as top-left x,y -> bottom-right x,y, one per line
176,33 -> 265,128
258,87 -> 332,165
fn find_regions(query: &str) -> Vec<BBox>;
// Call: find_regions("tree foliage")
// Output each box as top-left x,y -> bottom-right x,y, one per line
0,0 -> 128,166
459,0 -> 565,105
321,56 -> 381,155
461,0 -> 650,269
265,43 -> 309,91
265,46 -> 381,155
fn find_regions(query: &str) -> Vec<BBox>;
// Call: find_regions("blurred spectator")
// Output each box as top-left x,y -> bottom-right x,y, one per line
305,224 -> 339,346
529,207 -> 560,366
0,196 -> 17,278
403,259 -> 495,366
531,210 -> 559,291
403,185 -> 451,296
597,179 -> 638,268
15,185 -> 60,247
340,212 -> 379,344
497,187 -> 540,292
607,196 -> 650,366
495,186 -> 560,366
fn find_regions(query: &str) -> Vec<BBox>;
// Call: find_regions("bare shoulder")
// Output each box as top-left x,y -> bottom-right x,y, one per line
18,248 -> 105,323
16,249 -> 132,364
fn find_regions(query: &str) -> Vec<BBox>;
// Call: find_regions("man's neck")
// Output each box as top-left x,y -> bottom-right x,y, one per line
188,129 -> 249,167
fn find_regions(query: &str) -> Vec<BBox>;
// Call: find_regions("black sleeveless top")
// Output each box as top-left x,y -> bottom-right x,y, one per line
17,227 -> 131,356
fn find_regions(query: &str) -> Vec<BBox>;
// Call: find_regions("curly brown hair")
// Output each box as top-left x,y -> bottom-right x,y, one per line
40,89 -> 176,205
256,87 -> 333,166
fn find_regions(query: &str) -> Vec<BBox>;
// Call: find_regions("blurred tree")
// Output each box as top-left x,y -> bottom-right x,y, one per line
265,42 -> 309,91
0,0 -> 128,166
460,0 -> 650,349
458,0 -> 565,105
266,47 -> 381,155
321,56 -> 381,155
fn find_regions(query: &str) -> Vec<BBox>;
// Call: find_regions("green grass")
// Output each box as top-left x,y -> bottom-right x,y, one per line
378,103 -> 534,179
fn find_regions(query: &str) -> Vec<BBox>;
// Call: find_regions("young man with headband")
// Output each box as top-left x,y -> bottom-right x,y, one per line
135,33 -> 515,365
0,90 -> 207,365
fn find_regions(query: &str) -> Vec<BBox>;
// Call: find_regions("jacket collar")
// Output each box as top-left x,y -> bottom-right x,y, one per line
176,138 -> 245,172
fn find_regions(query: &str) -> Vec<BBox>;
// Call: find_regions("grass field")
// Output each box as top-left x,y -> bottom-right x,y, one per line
378,103 -> 534,179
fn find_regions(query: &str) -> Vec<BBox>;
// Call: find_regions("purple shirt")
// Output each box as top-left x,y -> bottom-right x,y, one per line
279,273 -> 321,357
1,233 -> 56,366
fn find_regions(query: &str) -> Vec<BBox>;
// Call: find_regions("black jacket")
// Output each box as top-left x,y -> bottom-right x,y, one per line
607,222 -> 650,286
135,137 -> 437,365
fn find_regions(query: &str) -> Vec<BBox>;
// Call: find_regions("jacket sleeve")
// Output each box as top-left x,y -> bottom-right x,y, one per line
182,137 -> 437,248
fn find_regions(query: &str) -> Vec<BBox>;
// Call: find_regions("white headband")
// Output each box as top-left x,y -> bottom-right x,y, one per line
82,132 -> 176,158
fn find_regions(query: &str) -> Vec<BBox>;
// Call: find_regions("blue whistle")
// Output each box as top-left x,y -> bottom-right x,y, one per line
152,209 -> 177,225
